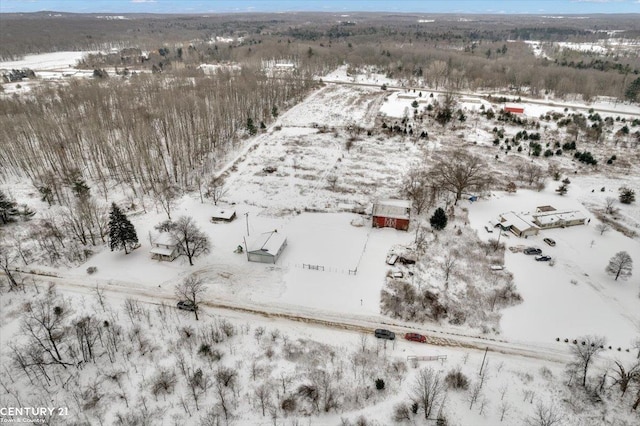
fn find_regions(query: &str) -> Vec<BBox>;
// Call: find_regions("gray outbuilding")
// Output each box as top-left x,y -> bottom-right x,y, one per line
246,231 -> 287,264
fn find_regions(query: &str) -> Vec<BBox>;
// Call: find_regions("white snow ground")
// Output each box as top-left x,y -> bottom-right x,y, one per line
1,53 -> 640,425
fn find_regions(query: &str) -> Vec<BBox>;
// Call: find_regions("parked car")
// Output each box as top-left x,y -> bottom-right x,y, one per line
490,265 -> 504,271
390,270 -> 404,279
523,247 -> 542,255
374,329 -> 395,340
404,332 -> 427,343
385,254 -> 398,265
543,238 -> 556,247
177,300 -> 196,311
398,256 -> 416,265
535,255 -> 552,262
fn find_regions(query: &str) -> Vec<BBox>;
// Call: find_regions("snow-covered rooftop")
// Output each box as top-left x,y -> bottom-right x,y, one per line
211,208 -> 236,220
151,232 -> 176,246
149,246 -> 176,256
246,231 -> 286,256
372,199 -> 411,220
532,210 -> 587,226
499,211 -> 539,231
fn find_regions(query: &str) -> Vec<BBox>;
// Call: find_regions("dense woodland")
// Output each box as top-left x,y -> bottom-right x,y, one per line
2,12 -> 640,99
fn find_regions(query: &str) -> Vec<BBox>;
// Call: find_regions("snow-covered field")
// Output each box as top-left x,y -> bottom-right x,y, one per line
1,53 -> 640,425
467,187 -> 640,348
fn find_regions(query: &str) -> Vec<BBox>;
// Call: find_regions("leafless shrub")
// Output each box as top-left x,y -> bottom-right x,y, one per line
445,368 -> 469,390
525,401 -> 562,426
392,402 -> 412,422
151,369 -> 177,400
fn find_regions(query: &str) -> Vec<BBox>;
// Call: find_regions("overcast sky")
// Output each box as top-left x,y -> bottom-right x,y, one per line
1,0 -> 639,14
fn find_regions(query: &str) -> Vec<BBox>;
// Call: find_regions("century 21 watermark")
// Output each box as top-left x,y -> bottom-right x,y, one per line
0,407 -> 69,422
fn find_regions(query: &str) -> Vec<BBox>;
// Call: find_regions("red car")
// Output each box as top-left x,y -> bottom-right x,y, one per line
404,333 -> 427,343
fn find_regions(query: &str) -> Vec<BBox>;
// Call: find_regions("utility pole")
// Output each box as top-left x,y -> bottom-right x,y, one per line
479,347 -> 489,376
245,212 -> 250,236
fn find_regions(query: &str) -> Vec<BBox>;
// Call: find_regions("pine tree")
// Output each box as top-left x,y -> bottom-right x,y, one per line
0,190 -> 19,225
430,207 -> 448,231
109,203 -> 138,254
619,187 -> 636,204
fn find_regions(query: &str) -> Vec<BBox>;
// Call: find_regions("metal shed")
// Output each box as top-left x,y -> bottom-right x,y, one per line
246,231 -> 287,264
210,207 -> 236,222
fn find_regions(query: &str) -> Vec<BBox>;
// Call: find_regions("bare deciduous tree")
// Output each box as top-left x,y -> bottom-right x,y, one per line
605,197 -> 619,215
151,368 -> 177,401
403,166 -> 437,215
174,274 -> 206,320
440,253 -> 457,290
570,335 -> 606,387
206,176 -> 228,206
610,361 -> 640,396
605,251 -> 633,281
526,401 -> 562,426
0,243 -> 20,291
427,150 -> 492,204
21,288 -> 73,368
411,367 -> 446,420
171,216 -> 210,266
214,366 -> 237,422
498,399 -> 511,422
152,181 -> 179,220
596,223 -> 611,236
254,382 -> 272,416
468,381 -> 483,410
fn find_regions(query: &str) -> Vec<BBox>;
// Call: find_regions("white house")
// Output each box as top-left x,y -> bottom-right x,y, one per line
532,210 -> 587,229
498,212 -> 540,238
150,233 -> 179,262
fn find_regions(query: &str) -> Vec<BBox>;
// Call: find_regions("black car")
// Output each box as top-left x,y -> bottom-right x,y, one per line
535,255 -> 552,262
374,329 -> 396,340
177,300 -> 196,311
523,247 -> 542,255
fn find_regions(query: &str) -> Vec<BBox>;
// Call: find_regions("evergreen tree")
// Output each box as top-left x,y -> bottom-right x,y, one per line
625,77 -> 640,102
0,191 -> 19,225
430,207 -> 448,231
109,203 -> 138,254
619,187 -> 636,204
247,117 -> 257,136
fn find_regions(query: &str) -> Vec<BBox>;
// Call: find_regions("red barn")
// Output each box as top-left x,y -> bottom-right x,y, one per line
372,200 -> 411,231
504,105 -> 524,114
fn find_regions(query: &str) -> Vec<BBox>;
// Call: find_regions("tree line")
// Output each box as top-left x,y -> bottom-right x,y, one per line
0,68 -> 315,192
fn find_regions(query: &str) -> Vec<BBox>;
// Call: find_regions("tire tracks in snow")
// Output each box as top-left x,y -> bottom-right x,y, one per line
3,269 -> 572,364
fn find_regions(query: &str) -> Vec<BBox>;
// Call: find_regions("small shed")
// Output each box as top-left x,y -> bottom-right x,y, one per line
372,199 -> 411,231
246,231 -> 287,264
535,205 -> 557,213
499,212 -> 540,238
211,208 -> 236,223
150,233 -> 179,261
504,105 -> 524,114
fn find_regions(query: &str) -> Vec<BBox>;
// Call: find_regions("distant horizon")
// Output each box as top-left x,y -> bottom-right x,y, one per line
1,0 -> 640,15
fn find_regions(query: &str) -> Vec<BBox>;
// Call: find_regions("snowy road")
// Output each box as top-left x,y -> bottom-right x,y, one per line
4,269 -> 574,365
